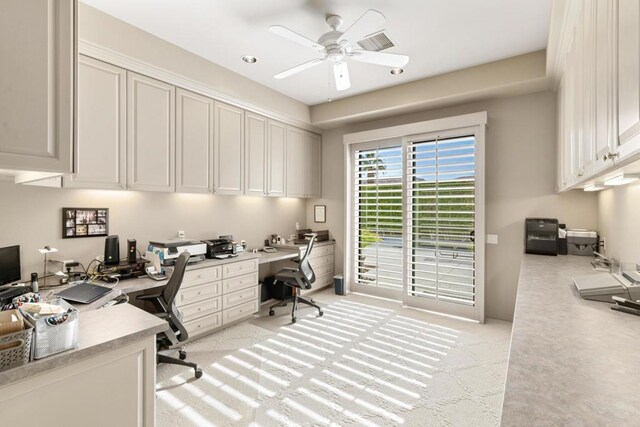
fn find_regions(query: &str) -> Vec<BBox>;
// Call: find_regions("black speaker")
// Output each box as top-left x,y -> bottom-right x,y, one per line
104,235 -> 120,265
127,239 -> 137,264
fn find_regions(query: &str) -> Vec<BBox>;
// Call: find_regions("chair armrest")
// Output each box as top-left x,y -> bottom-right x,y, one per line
281,267 -> 299,272
136,293 -> 162,301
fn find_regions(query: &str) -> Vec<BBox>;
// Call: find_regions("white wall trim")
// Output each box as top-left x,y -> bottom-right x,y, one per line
78,39 -> 322,134
342,112 -> 488,145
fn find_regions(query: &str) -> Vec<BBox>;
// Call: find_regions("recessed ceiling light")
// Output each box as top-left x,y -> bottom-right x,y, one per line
390,68 -> 404,75
241,55 -> 257,64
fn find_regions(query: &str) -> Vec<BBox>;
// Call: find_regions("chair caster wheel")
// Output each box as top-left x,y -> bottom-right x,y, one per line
319,310 -> 324,317
269,310 -> 275,316
178,350 -> 187,360
291,317 -> 297,323
194,368 -> 203,379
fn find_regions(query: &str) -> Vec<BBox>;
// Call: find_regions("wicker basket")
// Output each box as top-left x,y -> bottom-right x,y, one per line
0,320 -> 33,372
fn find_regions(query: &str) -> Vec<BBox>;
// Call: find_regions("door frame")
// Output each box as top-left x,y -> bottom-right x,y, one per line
344,112 -> 487,322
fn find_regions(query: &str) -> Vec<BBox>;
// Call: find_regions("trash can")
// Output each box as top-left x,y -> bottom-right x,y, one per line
334,275 -> 345,295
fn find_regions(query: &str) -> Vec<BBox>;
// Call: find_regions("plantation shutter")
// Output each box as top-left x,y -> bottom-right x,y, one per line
406,136 -> 476,305
353,144 -> 404,290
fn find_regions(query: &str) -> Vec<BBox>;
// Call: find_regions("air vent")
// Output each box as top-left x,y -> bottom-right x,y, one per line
356,32 -> 395,52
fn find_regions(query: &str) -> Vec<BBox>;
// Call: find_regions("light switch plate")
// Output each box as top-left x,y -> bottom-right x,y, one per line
487,234 -> 498,244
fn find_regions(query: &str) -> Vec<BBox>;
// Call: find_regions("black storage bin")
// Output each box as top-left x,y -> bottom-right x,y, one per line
525,218 -> 559,256
263,275 -> 293,301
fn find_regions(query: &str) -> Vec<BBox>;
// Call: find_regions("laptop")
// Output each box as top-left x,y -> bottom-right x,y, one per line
57,281 -> 113,304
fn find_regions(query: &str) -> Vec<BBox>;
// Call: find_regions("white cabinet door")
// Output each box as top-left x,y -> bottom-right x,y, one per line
286,126 -> 306,197
617,0 -> 640,159
244,112 -> 267,196
214,102 -> 244,195
595,0 -> 618,171
127,72 -> 175,192
65,56 -> 126,190
0,0 -> 75,173
580,0 -> 596,177
267,119 -> 287,197
176,88 -> 214,193
306,132 -> 322,198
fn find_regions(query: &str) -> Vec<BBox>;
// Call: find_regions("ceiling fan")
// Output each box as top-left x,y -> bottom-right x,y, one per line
269,9 -> 409,91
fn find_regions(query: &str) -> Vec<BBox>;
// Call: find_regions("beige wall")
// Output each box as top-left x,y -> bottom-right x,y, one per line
598,183 -> 640,265
0,182 -> 305,280
79,3 -> 311,125
307,91 -> 599,321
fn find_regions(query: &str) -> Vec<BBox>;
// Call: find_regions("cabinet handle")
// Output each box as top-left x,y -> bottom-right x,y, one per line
604,152 -> 619,161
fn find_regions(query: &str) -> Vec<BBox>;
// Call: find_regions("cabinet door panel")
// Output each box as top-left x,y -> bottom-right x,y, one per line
267,120 -> 287,197
245,112 -> 267,195
580,0 -> 596,175
306,132 -> 322,198
617,0 -> 640,158
214,102 -> 244,194
176,89 -> 214,193
65,56 -> 126,189
286,126 -> 306,197
127,72 -> 175,192
595,0 -> 617,169
0,0 -> 74,172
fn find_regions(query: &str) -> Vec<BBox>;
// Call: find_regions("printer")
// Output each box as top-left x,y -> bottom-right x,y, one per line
148,240 -> 206,265
202,238 -> 237,259
573,272 -> 640,302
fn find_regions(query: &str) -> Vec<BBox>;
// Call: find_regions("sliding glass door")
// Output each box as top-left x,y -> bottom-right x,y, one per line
350,128 -> 484,321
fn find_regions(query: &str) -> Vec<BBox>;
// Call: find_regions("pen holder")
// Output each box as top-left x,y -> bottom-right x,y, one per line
20,298 -> 79,359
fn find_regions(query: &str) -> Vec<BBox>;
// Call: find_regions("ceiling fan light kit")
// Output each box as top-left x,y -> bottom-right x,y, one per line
241,55 -> 257,63
269,9 -> 409,92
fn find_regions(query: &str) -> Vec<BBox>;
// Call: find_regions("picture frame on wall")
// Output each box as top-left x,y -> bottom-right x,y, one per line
62,208 -> 109,239
314,205 -> 326,223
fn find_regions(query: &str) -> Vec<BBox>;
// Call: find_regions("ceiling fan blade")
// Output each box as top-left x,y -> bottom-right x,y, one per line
338,9 -> 386,44
269,25 -> 324,51
350,50 -> 409,68
274,58 -> 324,79
333,62 -> 351,91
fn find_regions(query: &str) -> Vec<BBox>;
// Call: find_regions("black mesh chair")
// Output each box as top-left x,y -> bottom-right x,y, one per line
269,234 -> 323,323
137,251 -> 202,379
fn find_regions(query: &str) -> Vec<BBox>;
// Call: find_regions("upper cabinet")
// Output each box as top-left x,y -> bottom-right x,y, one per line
286,126 -> 307,198
65,56 -> 126,190
554,0 -> 640,190
617,0 -> 640,159
244,112 -> 268,196
267,120 -> 287,197
176,89 -> 214,193
214,102 -> 244,195
0,0 -> 76,173
306,132 -> 322,198
127,72 -> 176,192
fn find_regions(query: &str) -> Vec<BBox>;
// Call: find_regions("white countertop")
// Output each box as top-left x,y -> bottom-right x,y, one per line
501,255 -> 640,426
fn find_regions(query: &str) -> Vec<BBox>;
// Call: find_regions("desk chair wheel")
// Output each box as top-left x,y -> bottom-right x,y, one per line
178,350 -> 187,360
291,316 -> 297,323
319,310 -> 324,317
195,368 -> 203,379
269,310 -> 275,316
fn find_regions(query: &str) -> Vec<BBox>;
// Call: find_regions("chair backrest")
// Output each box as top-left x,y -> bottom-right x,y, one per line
299,234 -> 317,287
162,251 -> 190,305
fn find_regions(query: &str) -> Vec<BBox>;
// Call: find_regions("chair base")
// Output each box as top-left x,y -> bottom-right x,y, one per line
157,348 -> 202,379
269,292 -> 323,323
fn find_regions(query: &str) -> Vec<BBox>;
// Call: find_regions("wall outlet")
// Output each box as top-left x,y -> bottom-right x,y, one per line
178,230 -> 185,239
487,234 -> 498,245
295,222 -> 300,231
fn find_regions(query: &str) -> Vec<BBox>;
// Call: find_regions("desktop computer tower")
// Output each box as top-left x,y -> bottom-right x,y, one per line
127,239 -> 137,264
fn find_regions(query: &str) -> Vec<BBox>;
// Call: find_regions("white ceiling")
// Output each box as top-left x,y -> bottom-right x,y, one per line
80,0 -> 551,106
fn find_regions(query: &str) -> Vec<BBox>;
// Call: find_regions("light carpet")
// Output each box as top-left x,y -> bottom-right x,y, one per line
156,290 -> 511,426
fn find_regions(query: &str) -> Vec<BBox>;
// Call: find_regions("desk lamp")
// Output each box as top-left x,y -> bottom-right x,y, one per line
38,246 -> 58,287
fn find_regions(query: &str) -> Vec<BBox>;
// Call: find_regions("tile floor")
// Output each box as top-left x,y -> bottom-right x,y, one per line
156,290 -> 512,426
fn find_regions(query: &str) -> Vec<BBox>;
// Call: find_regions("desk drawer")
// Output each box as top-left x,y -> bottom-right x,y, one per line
223,299 -> 258,325
222,259 -> 258,278
313,264 -> 334,278
183,312 -> 221,337
223,286 -> 259,309
179,296 -> 222,322
223,272 -> 258,294
176,282 -> 221,308
310,244 -> 334,259
182,266 -> 222,288
310,254 -> 333,270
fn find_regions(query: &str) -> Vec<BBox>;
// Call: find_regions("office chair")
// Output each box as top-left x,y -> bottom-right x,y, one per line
269,234 -> 323,323
137,251 -> 202,379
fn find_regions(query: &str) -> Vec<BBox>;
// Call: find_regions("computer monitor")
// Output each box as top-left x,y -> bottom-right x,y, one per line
0,245 -> 21,286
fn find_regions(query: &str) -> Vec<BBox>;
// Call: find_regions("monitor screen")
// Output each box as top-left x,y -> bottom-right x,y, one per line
0,245 -> 21,286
